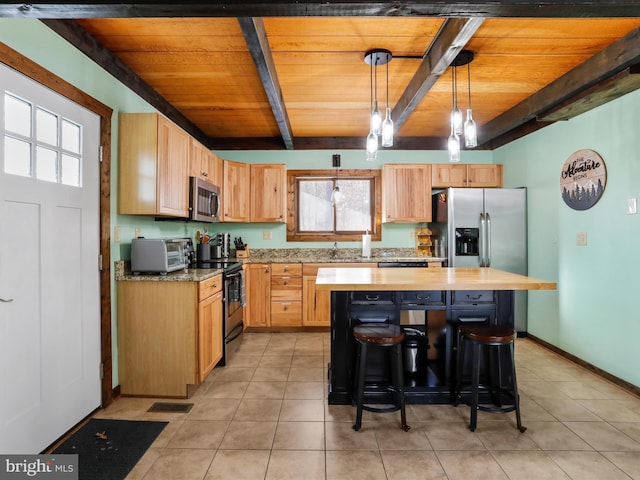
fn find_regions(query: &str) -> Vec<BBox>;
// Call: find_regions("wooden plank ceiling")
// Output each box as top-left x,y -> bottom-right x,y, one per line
36,10 -> 640,150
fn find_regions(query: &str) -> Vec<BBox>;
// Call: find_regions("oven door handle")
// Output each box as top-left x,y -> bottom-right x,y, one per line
226,321 -> 244,343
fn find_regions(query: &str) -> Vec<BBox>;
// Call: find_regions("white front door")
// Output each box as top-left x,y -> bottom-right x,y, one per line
0,63 -> 101,453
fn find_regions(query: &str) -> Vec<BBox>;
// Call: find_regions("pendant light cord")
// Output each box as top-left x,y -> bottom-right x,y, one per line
467,62 -> 472,108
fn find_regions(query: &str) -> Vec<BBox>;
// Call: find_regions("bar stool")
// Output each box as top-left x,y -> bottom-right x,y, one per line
455,325 -> 526,433
352,323 -> 410,432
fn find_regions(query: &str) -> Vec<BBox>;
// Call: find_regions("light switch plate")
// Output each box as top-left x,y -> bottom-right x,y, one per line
576,232 -> 587,246
114,225 -> 121,243
134,227 -> 141,239
627,198 -> 637,215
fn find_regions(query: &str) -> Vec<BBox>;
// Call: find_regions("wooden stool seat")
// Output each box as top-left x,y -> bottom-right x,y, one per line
455,324 -> 525,433
352,323 -> 409,432
353,323 -> 405,345
459,325 -> 516,344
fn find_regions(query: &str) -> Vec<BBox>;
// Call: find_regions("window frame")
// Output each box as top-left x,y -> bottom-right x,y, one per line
287,168 -> 382,242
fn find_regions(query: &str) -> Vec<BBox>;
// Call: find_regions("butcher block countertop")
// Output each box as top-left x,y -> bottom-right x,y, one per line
315,267 -> 557,291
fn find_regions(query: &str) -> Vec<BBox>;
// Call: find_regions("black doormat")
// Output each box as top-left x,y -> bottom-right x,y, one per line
52,419 -> 167,480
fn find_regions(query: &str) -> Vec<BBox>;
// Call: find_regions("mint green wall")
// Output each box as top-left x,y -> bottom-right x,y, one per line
494,89 -> 640,388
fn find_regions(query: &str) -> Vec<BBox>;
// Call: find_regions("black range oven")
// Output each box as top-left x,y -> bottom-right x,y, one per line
221,262 -> 245,365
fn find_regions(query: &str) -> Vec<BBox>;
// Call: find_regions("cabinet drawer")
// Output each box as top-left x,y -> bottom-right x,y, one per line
401,291 -> 445,306
271,301 -> 302,326
271,263 -> 302,276
350,291 -> 395,305
271,275 -> 302,289
199,274 -> 223,300
271,287 -> 302,302
452,290 -> 495,305
449,307 -> 496,325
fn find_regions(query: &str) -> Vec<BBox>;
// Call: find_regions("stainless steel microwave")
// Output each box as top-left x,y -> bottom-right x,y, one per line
189,176 -> 221,223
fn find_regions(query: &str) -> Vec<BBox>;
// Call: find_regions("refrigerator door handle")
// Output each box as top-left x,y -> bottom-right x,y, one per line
479,213 -> 486,267
486,212 -> 492,267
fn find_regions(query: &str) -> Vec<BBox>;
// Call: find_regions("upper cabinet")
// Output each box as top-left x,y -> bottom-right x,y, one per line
222,159 -> 250,222
431,164 -> 503,188
382,164 -> 432,223
118,113 -> 190,217
189,138 -> 223,188
250,164 -> 286,223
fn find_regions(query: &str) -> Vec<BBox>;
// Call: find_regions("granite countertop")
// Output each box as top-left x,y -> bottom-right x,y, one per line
115,248 -> 446,282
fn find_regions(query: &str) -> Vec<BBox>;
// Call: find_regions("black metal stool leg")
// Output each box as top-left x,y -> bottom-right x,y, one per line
454,330 -> 466,406
509,341 -> 526,433
353,341 -> 367,432
392,343 -> 410,431
469,341 -> 481,432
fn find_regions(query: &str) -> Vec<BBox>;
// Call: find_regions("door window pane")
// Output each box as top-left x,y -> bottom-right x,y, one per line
36,108 -> 58,146
4,93 -> 31,137
36,146 -> 58,182
3,136 -> 31,176
62,119 -> 81,154
61,154 -> 81,186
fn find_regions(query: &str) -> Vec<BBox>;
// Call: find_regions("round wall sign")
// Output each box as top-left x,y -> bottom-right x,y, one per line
560,149 -> 607,210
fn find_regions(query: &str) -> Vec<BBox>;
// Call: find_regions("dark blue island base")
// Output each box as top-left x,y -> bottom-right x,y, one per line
327,289 -> 516,405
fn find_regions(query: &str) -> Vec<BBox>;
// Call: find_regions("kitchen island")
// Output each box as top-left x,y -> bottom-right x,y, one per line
315,267 -> 556,404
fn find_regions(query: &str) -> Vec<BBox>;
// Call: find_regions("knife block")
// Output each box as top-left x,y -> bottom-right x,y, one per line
236,247 -> 250,259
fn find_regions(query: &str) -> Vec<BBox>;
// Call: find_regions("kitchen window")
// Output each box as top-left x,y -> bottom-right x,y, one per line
3,92 -> 83,187
287,169 -> 382,242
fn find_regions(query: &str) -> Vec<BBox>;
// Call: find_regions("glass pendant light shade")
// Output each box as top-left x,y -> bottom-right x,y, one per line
381,107 -> 394,147
331,186 -> 342,205
447,125 -> 461,163
370,100 -> 382,134
464,108 -> 477,148
366,129 -> 378,161
451,105 -> 463,136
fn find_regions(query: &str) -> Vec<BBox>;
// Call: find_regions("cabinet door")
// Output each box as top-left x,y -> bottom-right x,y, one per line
157,115 -> 190,217
250,164 -> 286,222
431,164 -> 467,188
245,264 -> 271,327
223,159 -> 250,222
189,138 -> 208,180
466,164 -> 503,187
198,290 -> 223,382
382,164 -> 432,222
302,276 -> 331,326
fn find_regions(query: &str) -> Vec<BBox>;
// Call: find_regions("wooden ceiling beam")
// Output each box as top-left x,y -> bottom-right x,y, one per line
40,19 -> 211,147
4,2 -> 640,19
392,17 -> 484,132
481,26 -> 640,147
238,17 -> 294,150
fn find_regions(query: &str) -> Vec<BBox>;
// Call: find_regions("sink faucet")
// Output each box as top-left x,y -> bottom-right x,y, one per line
330,242 -> 338,257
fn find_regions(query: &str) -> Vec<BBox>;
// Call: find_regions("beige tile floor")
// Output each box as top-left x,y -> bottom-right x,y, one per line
94,332 -> 640,480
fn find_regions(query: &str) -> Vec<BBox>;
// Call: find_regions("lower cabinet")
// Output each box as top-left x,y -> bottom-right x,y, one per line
117,274 -> 223,398
271,263 -> 303,326
245,263 -> 271,327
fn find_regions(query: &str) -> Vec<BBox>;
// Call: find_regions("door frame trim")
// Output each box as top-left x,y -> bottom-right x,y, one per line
0,41 -> 115,407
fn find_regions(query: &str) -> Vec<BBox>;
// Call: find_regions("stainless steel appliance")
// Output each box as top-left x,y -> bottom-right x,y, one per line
189,176 -> 221,223
130,238 -> 189,274
431,187 -> 528,333
221,262 -> 245,365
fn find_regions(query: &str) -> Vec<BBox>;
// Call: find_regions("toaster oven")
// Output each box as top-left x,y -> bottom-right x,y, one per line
130,238 -> 189,274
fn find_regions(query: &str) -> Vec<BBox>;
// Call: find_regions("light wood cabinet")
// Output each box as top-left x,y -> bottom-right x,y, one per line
190,138 -> 224,188
302,263 -> 377,327
118,113 -> 190,217
431,164 -> 503,188
223,159 -> 251,222
197,275 -> 223,382
382,164 -> 432,223
270,263 -> 302,326
245,263 -> 271,327
117,274 -> 223,397
250,164 -> 286,222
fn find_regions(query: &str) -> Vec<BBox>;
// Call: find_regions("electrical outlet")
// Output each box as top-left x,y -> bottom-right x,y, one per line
576,232 -> 587,246
114,225 -> 121,243
263,230 -> 272,240
134,227 -> 141,239
627,198 -> 638,215
409,231 -> 416,239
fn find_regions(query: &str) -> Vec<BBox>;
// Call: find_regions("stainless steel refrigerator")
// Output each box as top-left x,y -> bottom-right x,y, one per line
431,187 -> 528,333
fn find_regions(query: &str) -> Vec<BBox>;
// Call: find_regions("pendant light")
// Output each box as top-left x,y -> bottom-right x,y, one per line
364,49 -> 392,160
463,61 -> 478,148
330,154 -> 343,205
451,66 -> 463,136
448,69 -> 461,163
381,55 -> 394,147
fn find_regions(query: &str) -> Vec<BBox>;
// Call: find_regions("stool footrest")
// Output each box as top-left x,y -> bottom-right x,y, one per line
362,404 -> 402,414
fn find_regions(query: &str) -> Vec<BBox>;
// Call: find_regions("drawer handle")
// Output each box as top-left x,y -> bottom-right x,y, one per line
416,295 -> 430,300
284,266 -> 289,272
365,295 -> 379,301
467,294 -> 482,300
